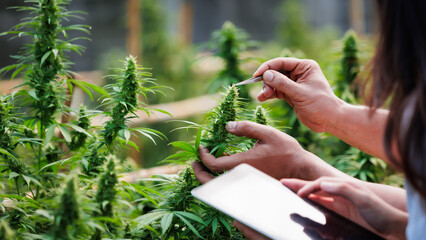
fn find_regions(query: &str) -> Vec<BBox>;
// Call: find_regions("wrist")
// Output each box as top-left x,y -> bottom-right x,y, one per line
324,99 -> 349,135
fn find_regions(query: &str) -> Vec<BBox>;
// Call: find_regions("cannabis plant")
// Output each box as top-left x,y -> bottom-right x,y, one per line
0,1 -> 171,239
135,86 -> 271,239
203,85 -> 239,157
0,0 -> 90,133
54,177 -> 80,239
69,106 -> 90,151
335,30 -> 360,102
210,22 -> 251,100
102,55 -> 167,149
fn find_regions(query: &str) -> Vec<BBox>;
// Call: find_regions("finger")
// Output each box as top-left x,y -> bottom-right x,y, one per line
226,121 -> 277,142
191,161 -> 213,184
233,221 -> 271,240
253,57 -> 304,77
198,145 -> 245,173
296,179 -> 323,198
257,83 -> 274,102
280,178 -> 310,192
263,70 -> 302,99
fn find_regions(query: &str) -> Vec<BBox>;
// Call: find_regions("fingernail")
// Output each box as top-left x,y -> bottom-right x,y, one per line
320,181 -> 338,192
263,70 -> 273,83
226,121 -> 237,131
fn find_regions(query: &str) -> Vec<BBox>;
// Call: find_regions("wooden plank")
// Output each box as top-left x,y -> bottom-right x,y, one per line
120,164 -> 186,183
127,0 -> 141,58
349,0 -> 365,35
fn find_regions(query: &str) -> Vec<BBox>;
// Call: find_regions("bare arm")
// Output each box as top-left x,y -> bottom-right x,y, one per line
327,103 -> 390,162
254,58 -> 395,165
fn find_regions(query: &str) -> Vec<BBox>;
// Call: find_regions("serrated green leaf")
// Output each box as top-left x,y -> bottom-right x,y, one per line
124,129 -> 131,143
40,51 -> 51,67
22,175 -> 43,188
219,216 -> 232,234
0,147 -> 16,159
151,108 -> 172,117
175,213 -> 204,239
161,213 -> 173,236
58,125 -> 71,142
135,211 -> 166,228
45,124 -> 56,145
68,124 -> 91,136
10,65 -> 26,81
170,141 -> 195,153
9,172 -> 20,180
175,211 -> 204,224
52,49 -> 58,58
212,217 -> 218,236
27,90 -> 39,100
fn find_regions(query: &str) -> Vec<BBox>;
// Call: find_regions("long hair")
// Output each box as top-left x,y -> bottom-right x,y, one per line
367,0 -> 426,200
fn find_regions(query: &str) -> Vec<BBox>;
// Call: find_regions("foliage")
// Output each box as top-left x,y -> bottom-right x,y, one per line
54,178 -> 79,239
203,85 -> 239,157
209,22 -> 251,100
136,84 -> 270,239
0,1 -> 405,239
0,1 -> 170,239
335,30 -> 360,102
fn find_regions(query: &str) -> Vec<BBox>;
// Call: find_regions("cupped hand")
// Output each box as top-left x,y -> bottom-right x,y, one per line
254,57 -> 345,133
282,177 -> 408,240
196,121 -> 329,180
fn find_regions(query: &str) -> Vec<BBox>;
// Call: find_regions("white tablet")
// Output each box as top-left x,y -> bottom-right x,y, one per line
191,164 -> 383,240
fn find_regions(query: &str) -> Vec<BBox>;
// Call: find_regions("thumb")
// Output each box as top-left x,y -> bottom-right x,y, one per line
226,121 -> 276,142
263,70 -> 302,98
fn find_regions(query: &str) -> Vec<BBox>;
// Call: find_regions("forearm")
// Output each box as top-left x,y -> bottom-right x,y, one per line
301,153 -> 407,212
326,102 -> 390,162
359,180 -> 407,212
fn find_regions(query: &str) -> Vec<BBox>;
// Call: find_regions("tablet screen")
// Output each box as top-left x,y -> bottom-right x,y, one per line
191,164 -> 383,240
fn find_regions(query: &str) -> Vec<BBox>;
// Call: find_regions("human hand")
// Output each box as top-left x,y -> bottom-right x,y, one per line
282,177 -> 408,240
194,121 -> 342,181
254,57 -> 345,133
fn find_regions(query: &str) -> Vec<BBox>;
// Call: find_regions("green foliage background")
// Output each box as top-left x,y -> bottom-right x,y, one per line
0,0 -> 403,239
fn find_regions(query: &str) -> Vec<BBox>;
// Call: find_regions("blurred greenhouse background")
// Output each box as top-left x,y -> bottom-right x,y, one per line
1,0 -> 400,187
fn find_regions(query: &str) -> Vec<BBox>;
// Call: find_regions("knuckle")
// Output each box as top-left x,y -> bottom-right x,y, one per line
304,59 -> 319,67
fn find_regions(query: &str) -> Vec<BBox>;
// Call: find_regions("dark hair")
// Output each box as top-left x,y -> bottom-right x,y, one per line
368,0 -> 426,200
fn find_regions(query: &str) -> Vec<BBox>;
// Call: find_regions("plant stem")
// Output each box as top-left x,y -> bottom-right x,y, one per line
15,179 -> 20,196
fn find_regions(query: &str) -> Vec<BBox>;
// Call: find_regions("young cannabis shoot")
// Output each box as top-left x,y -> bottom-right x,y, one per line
0,0 -> 90,132
203,85 -> 239,157
102,55 -> 168,149
210,21 -> 251,100
54,177 -> 80,239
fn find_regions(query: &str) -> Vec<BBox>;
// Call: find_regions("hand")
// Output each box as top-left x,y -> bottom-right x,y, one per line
254,57 -> 345,133
194,121 -> 344,181
282,177 -> 408,240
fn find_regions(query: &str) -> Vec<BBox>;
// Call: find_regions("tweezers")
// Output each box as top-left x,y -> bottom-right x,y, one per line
234,75 -> 263,86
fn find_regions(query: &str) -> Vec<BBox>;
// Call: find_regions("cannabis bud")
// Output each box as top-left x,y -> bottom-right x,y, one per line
69,106 -> 90,150
204,85 -> 238,157
211,21 -> 250,100
95,159 -> 118,218
55,177 -> 80,239
254,106 -> 268,125
103,56 -> 140,147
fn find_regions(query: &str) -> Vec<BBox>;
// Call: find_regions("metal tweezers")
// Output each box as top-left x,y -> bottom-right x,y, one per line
234,75 -> 263,86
